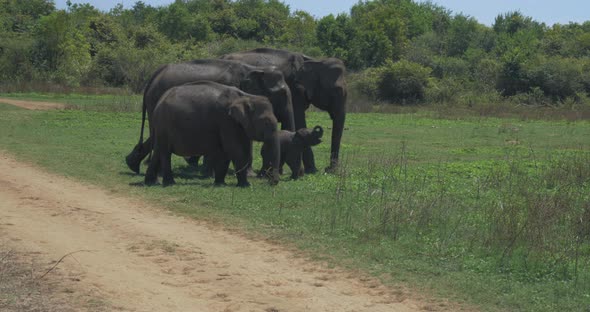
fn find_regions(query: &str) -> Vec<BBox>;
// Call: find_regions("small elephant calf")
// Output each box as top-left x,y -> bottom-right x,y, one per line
259,126 -> 323,180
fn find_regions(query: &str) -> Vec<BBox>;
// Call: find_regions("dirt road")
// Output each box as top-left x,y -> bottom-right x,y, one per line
0,97 -> 65,110
0,151 -> 445,311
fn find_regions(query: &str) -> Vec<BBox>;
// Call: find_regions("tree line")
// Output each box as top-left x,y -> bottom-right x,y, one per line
2,0 -> 590,107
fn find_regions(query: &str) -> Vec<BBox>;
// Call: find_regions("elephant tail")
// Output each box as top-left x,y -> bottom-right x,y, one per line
139,95 -> 147,147
138,64 -> 166,149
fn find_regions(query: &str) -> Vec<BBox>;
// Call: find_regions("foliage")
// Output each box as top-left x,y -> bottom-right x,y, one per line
352,60 -> 431,104
2,0 -> 590,106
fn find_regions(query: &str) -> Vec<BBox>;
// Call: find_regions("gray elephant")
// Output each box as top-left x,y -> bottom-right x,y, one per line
126,59 -> 294,174
222,48 -> 347,174
145,81 -> 280,187
259,126 -> 324,180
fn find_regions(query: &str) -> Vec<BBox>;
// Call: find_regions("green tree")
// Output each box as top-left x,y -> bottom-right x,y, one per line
493,11 -> 545,36
350,0 -> 408,66
445,14 -> 479,57
0,0 -> 55,32
34,10 -> 92,86
279,10 -> 317,48
232,0 -> 290,41
316,14 -> 353,60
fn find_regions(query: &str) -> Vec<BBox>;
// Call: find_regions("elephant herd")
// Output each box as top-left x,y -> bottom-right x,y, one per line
125,48 -> 347,187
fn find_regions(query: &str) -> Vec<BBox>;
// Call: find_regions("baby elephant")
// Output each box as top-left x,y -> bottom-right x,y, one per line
259,126 -> 324,180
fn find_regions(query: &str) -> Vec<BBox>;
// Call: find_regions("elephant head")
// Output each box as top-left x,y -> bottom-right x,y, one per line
229,96 -> 280,184
295,58 -> 347,171
241,68 -> 295,132
293,125 -> 324,148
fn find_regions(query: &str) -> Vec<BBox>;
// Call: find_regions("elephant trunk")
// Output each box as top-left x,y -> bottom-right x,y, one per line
327,91 -> 346,172
312,125 -> 324,139
281,106 -> 296,131
276,87 -> 295,132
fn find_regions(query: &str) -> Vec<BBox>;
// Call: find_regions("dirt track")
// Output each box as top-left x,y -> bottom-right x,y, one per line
0,151 -> 444,312
0,97 -> 65,110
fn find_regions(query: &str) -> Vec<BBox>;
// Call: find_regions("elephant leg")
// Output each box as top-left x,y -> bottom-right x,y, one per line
287,153 -> 302,180
201,155 -> 214,178
144,141 -> 160,186
126,136 -> 152,174
234,158 -> 251,187
258,163 -> 270,178
302,147 -> 317,174
213,157 -> 230,186
246,141 -> 256,177
293,103 -> 317,174
161,151 -> 175,187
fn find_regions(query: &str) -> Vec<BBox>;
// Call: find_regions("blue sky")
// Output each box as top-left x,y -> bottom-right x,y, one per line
54,0 -> 590,26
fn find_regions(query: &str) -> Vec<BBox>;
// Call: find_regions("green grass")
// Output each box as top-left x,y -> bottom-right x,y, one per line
0,97 -> 589,311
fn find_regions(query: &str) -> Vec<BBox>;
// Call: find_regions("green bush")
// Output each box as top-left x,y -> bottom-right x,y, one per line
425,77 -> 462,104
470,57 -> 501,91
347,67 -> 381,101
527,57 -> 584,100
377,60 -> 431,104
431,56 -> 469,79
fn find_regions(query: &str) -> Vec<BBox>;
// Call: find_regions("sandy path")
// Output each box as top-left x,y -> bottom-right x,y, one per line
0,97 -> 65,110
0,152 -> 442,312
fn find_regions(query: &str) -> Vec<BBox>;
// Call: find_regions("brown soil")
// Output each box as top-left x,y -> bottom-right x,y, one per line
0,98 -> 65,110
0,151 -> 463,312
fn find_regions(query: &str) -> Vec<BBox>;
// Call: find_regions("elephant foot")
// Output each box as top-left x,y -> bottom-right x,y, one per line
304,167 -> 318,174
144,176 -> 158,186
237,181 -> 251,188
257,167 -> 272,179
162,178 -> 176,187
126,153 -> 141,174
324,165 -> 338,174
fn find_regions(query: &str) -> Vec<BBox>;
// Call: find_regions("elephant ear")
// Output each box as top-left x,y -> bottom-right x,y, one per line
300,61 -> 322,98
289,54 -> 306,75
245,70 -> 265,91
228,98 -> 253,134
248,68 -> 285,94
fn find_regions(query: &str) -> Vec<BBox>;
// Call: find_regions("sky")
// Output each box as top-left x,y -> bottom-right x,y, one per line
54,0 -> 590,26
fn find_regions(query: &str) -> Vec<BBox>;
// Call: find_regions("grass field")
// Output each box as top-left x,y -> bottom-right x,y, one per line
1,95 -> 589,311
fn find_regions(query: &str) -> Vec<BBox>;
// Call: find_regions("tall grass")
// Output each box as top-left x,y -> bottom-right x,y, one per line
318,145 -> 590,287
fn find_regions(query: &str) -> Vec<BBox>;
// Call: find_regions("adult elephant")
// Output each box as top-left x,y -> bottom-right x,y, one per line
126,59 -> 294,174
222,48 -> 347,173
145,81 -> 280,187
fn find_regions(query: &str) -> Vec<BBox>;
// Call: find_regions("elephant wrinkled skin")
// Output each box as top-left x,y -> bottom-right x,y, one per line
145,81 -> 280,187
222,48 -> 347,174
126,58 -> 293,174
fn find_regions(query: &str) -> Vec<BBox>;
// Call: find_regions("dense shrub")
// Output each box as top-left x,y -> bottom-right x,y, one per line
431,56 -> 469,79
527,57 -> 584,100
377,60 -> 431,104
347,67 -> 381,101
425,77 -> 462,104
